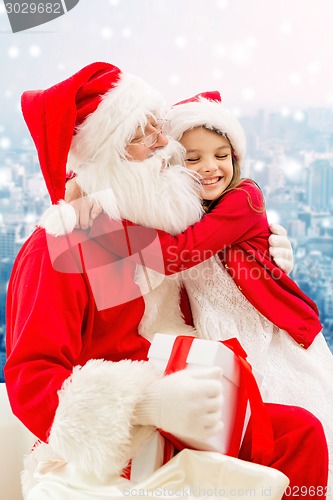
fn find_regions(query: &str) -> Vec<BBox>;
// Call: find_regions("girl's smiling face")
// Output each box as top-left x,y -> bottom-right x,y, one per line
180,126 -> 234,201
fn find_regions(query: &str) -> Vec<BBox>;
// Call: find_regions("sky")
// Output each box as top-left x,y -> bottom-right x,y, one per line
0,0 -> 333,149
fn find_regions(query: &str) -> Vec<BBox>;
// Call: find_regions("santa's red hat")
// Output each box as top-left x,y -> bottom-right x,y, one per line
22,62 -> 165,235
166,91 -> 246,164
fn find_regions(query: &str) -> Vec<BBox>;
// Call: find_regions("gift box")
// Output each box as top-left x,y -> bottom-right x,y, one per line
148,334 -> 271,459
129,431 -> 165,484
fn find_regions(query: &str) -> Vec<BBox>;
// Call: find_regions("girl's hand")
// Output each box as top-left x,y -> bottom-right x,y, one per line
268,223 -> 294,275
65,178 -> 102,230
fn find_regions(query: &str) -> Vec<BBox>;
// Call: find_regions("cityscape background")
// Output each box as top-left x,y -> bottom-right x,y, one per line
1,0 -> 333,380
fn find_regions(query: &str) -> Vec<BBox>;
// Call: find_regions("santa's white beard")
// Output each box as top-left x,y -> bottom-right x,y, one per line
76,139 -> 204,235
74,139 -> 202,341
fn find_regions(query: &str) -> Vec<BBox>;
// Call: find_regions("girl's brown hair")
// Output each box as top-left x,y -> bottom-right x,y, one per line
202,129 -> 264,214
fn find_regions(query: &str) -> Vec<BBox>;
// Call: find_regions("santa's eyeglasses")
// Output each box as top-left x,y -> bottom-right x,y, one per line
130,120 -> 165,148
130,128 -> 164,148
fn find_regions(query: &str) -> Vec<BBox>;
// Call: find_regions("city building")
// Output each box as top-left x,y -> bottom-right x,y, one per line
307,158 -> 333,212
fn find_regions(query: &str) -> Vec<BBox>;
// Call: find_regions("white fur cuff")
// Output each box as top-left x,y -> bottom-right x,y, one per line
48,359 -> 157,481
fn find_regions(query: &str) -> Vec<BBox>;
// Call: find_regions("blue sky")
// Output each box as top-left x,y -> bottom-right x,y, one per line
0,0 -> 333,149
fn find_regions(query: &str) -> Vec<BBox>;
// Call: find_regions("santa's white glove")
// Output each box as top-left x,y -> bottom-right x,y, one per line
268,223 -> 294,275
133,367 -> 224,441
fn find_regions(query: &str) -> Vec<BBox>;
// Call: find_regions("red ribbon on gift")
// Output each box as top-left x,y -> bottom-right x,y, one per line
159,335 -> 274,462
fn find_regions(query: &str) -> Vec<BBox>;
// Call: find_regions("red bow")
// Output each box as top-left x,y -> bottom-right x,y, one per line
159,335 -> 274,462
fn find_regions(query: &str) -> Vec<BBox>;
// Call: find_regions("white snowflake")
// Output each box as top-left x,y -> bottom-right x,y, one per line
245,37 -> 257,49
212,45 -> 227,59
280,21 -> 293,35
280,107 -> 291,117
289,72 -> 302,86
254,161 -> 265,172
29,45 -> 41,58
121,28 -> 132,38
241,87 -> 255,101
280,159 -> 302,180
326,94 -> 333,105
101,27 -> 113,39
25,213 -> 37,224
0,137 -> 11,149
228,42 -> 252,67
8,46 -> 19,58
211,68 -> 223,80
231,106 -> 242,118
216,0 -> 229,9
293,111 -> 305,122
307,61 -> 322,75
174,36 -> 188,49
168,74 -> 181,86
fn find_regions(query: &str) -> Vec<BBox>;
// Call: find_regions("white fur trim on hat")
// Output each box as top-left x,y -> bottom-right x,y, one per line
165,97 -> 246,165
68,72 -> 166,171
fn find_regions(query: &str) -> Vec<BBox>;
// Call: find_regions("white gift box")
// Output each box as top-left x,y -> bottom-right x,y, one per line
148,333 -> 258,455
131,334 -> 266,483
130,431 -> 165,484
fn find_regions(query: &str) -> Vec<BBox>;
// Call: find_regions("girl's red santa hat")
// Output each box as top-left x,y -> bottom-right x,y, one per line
21,61 -> 165,235
166,91 -> 246,165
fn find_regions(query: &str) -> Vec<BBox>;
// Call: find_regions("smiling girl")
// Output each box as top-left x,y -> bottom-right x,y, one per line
164,91 -> 333,489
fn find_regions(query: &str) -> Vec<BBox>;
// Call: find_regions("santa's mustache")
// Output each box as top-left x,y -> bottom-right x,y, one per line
122,136 -> 186,172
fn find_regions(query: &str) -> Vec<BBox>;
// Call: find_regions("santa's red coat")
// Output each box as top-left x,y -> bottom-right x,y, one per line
5,228 -> 153,455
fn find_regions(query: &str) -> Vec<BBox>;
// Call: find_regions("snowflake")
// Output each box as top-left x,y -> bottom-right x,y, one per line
29,45 -> 41,58
293,111 -> 305,122
168,74 -> 181,86
241,87 -> 255,101
101,27 -> 113,39
0,137 -> 11,149
174,36 -> 188,49
212,68 -> 223,80
289,72 -> 302,86
216,0 -> 229,9
280,107 -> 291,117
8,46 -> 19,58
121,28 -> 132,38
280,21 -> 293,35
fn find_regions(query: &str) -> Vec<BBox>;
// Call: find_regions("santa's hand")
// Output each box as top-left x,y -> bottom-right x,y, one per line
65,178 -> 102,230
268,223 -> 294,275
133,367 -> 224,441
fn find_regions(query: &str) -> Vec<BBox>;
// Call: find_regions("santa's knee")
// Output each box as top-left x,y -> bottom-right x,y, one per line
266,403 -> 325,438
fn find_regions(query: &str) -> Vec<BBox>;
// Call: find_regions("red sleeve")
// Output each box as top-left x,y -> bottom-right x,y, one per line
156,181 -> 268,274
5,232 -> 88,441
89,180 -> 269,275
